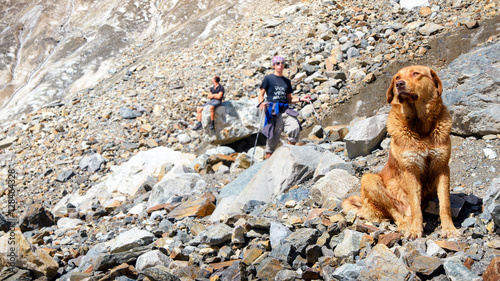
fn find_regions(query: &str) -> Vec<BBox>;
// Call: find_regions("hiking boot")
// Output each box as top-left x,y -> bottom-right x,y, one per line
209,121 -> 215,130
193,122 -> 202,131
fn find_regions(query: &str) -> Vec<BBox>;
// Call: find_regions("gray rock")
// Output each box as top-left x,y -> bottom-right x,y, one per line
242,200 -> 266,213
135,250 -> 173,272
274,269 -> 301,281
56,170 -> 75,182
231,225 -> 246,244
217,161 -> 265,200
270,243 -> 296,264
270,222 -> 293,248
119,107 -> 142,119
424,194 -> 464,218
57,217 -> 84,230
0,213 -> 10,232
78,243 -> 109,272
419,23 -> 444,36
195,223 -> 232,246
311,169 -> 359,205
346,47 -> 360,59
344,114 -> 388,158
332,263 -> 363,281
480,177 -> 500,224
211,145 -> 322,221
285,228 -> 320,254
147,173 -> 206,209
440,42 -> 500,136
0,136 -> 18,149
426,240 -> 447,258
313,151 -> 354,179
79,153 -> 106,173
443,261 -> 482,281
400,0 -> 429,10
333,229 -> 364,258
203,100 -> 262,145
109,227 -> 154,253
141,265 -> 181,281
94,245 -> 152,271
358,244 -> 413,280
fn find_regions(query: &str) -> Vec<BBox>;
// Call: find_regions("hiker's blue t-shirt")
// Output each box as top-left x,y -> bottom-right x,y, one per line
260,74 -> 292,104
210,85 -> 224,101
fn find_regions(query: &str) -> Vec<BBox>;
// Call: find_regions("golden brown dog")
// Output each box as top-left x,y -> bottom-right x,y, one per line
342,65 -> 460,239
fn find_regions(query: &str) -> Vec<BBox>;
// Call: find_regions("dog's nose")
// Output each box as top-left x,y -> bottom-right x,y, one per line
396,80 -> 405,89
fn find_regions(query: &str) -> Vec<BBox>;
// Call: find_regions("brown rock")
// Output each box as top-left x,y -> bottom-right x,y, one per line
147,203 -> 179,214
464,257 -> 475,270
377,232 -> 402,248
201,191 -> 216,203
0,231 -> 59,279
434,240 -> 466,252
419,7 -> 432,16
98,263 -> 137,281
207,260 -> 241,271
167,198 -> 216,220
324,125 -> 349,141
256,258 -> 283,280
363,73 -> 376,83
356,223 -> 380,234
20,203 -> 55,232
483,256 -> 500,281
465,21 -> 479,29
409,255 -> 443,276
242,248 -> 263,265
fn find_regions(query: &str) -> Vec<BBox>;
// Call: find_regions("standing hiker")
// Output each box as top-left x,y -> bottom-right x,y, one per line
193,76 -> 224,130
258,56 -> 310,159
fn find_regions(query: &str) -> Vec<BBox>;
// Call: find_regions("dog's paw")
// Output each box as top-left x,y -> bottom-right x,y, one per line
404,230 -> 423,240
403,225 -> 423,240
441,227 -> 461,239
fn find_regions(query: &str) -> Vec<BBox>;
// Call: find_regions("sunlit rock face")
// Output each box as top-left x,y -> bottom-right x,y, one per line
0,0 -> 252,126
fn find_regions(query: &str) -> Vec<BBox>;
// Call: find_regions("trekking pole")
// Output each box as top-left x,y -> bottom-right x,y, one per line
251,105 -> 265,166
306,99 -> 334,149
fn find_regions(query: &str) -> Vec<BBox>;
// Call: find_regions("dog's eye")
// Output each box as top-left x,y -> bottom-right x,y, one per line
395,75 -> 400,80
411,72 -> 420,77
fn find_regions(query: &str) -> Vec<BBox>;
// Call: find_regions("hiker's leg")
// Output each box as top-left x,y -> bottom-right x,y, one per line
209,105 -> 215,121
284,113 -> 300,145
196,106 -> 203,122
264,114 -> 284,158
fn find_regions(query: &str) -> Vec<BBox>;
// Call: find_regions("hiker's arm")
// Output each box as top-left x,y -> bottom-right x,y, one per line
258,88 -> 267,110
287,93 -> 311,103
212,91 -> 223,100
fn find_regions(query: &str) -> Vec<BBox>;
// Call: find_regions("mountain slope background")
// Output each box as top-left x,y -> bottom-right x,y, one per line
0,0 -> 254,126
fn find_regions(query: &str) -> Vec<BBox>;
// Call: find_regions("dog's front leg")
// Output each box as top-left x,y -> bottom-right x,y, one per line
404,173 -> 424,239
436,167 -> 460,238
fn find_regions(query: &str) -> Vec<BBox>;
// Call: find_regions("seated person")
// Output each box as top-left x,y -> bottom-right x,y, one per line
193,76 -> 224,130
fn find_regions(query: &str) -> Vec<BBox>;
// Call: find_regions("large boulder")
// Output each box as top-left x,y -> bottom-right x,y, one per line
344,114 -> 388,158
210,145 -> 322,221
440,42 -> 500,136
201,99 -> 261,145
311,169 -> 359,205
147,172 -> 207,210
51,147 -> 195,216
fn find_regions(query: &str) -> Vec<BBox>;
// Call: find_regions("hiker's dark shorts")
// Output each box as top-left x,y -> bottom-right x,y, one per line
203,99 -> 222,107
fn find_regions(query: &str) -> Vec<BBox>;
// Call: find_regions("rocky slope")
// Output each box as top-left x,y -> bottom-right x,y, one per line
0,0 -> 499,280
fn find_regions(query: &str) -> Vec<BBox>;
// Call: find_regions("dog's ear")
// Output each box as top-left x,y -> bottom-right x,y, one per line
430,68 -> 443,96
386,75 -> 395,103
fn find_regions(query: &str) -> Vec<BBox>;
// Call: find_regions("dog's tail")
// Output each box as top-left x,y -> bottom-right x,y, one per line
341,195 -> 362,213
